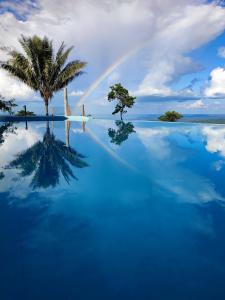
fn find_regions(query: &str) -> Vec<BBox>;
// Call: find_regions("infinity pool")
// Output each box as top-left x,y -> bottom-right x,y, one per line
1,119 -> 225,299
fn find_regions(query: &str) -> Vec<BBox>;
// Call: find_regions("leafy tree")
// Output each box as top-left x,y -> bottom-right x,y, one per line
6,122 -> 88,189
1,35 -> 86,116
108,121 -> 135,145
0,94 -> 17,115
108,83 -> 136,120
16,109 -> 36,116
159,111 -> 183,122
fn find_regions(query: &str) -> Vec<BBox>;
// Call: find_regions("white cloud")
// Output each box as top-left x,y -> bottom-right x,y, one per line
0,0 -> 225,103
135,124 -> 224,203
186,99 -> 205,109
69,90 -> 84,97
135,127 -> 171,160
0,69 -> 34,99
204,67 -> 225,98
137,3 -> 225,97
202,126 -> 225,157
0,126 -> 41,198
218,46 -> 225,58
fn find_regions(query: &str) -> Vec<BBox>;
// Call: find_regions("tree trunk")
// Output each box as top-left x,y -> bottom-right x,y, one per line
46,120 -> 50,134
44,98 -> 49,116
120,110 -> 123,120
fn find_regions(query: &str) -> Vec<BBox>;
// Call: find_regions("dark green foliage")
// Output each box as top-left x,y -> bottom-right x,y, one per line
0,94 -> 17,115
16,109 -> 36,116
108,121 -> 135,145
7,123 -> 88,189
108,83 -> 136,120
1,35 -> 86,115
159,111 -> 183,122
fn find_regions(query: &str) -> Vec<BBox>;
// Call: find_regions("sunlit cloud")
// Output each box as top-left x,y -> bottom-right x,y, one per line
0,0 -> 225,113
204,67 -> 225,98
202,126 -> 225,157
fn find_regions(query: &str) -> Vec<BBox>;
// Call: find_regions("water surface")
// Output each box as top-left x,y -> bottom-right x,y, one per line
1,119 -> 225,300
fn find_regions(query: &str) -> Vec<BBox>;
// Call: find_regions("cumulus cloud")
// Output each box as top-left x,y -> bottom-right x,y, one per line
0,0 -> 225,104
135,125 -> 224,203
204,67 -> 225,98
202,126 -> 225,157
0,126 -> 41,198
138,3 -> 225,97
0,69 -> 34,99
135,127 -> 171,160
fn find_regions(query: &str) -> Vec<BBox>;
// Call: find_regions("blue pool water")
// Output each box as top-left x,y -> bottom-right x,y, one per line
1,119 -> 225,299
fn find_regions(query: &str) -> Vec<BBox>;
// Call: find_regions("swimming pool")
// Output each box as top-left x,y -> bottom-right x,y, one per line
1,119 -> 225,299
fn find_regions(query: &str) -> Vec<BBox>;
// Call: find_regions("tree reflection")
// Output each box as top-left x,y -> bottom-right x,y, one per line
0,123 -> 15,145
7,122 -> 88,189
108,121 -> 135,145
0,123 -> 16,180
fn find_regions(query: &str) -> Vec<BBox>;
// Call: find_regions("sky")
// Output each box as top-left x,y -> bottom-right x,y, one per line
1,0 -> 225,115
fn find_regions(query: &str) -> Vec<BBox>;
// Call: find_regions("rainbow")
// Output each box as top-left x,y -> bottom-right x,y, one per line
75,41 -> 149,111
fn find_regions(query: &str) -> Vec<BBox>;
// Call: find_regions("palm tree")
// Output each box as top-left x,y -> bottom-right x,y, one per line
1,35 -> 86,115
6,123 -> 88,189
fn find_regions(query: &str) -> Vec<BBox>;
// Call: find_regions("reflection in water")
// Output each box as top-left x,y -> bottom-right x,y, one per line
0,122 -> 15,145
0,123 -> 16,181
6,122 -> 88,189
108,121 -> 135,145
1,121 -> 225,299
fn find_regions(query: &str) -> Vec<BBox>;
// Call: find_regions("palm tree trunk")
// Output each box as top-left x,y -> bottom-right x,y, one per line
44,98 -> 49,116
46,120 -> 50,134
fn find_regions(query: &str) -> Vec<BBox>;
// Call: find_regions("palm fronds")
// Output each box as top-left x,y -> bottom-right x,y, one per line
1,35 -> 87,115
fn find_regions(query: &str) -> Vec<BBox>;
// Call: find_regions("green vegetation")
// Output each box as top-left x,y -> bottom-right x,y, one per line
108,121 -> 135,145
108,83 -> 136,120
16,109 -> 36,116
0,94 -> 17,114
7,122 -> 88,189
159,111 -> 183,122
1,35 -> 86,116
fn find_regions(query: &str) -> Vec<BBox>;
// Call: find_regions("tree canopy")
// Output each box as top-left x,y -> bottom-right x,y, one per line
0,94 -> 17,115
108,83 -> 136,120
1,35 -> 86,115
159,111 -> 183,122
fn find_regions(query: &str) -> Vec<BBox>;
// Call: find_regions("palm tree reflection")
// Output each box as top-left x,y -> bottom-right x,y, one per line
108,120 -> 135,145
7,122 -> 88,189
0,122 -> 15,145
0,123 -> 16,180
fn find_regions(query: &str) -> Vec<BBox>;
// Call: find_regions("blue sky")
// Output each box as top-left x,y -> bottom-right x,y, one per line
1,0 -> 225,115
